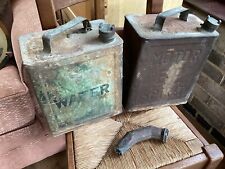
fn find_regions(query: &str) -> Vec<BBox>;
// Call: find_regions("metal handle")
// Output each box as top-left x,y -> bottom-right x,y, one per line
42,16 -> 91,53
152,7 -> 190,31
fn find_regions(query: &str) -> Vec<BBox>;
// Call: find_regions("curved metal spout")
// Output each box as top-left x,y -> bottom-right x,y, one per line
115,126 -> 169,155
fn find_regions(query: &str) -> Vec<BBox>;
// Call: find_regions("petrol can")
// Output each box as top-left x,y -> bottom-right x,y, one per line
19,17 -> 123,135
123,7 -> 220,111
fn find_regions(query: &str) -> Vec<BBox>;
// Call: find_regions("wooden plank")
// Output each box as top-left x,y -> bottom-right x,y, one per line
172,106 -> 209,146
36,0 -> 89,29
203,144 -> 224,169
160,153 -> 208,169
35,0 -> 58,29
61,0 -> 95,22
186,138 -> 204,155
184,0 -> 225,22
95,0 -> 105,19
53,0 -> 87,11
69,0 -> 95,19
104,0 -> 147,27
146,0 -> 183,14
146,0 -> 163,14
66,132 -> 76,169
162,0 -> 183,11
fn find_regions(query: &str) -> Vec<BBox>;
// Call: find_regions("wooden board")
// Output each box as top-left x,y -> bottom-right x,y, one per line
67,0 -> 95,20
104,0 -> 147,27
162,0 -> 183,11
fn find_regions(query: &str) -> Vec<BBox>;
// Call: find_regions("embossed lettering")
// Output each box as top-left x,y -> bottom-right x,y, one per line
54,97 -> 68,109
100,84 -> 109,95
39,83 -> 110,109
151,48 -> 202,65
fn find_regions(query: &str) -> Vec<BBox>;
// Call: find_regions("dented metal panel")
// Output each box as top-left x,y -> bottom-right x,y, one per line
123,7 -> 219,111
19,17 -> 123,135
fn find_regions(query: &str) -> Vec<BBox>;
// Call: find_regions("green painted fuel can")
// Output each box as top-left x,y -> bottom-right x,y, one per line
19,17 -> 123,135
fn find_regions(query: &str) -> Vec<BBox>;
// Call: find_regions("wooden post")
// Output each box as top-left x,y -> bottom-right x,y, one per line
36,0 -> 88,29
146,0 -> 163,14
35,0 -> 58,29
66,132 -> 76,169
95,0 -> 105,19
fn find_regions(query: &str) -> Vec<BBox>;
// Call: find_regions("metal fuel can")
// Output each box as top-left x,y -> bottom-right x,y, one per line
123,7 -> 220,111
19,17 -> 123,135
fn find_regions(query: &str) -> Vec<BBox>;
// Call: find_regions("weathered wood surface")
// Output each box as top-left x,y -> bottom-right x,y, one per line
70,107 -> 204,169
62,0 -> 95,22
162,0 -> 183,11
104,0 -> 147,27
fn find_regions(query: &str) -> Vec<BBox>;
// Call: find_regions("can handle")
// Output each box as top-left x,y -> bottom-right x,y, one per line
152,7 -> 190,31
42,16 -> 91,53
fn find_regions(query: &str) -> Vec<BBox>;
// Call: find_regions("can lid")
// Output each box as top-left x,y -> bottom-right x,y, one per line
19,19 -> 123,66
125,13 -> 219,40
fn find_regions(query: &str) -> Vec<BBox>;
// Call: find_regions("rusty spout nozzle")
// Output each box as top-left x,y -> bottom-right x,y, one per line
115,126 -> 169,155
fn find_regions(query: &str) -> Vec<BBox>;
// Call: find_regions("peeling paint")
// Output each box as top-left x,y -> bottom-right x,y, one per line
136,72 -> 141,79
163,61 -> 185,96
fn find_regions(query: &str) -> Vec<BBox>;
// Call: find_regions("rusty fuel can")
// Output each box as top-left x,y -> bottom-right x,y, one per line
19,17 -> 123,135
123,7 -> 220,111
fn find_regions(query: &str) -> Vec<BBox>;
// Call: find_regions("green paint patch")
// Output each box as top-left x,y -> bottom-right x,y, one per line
32,54 -> 118,134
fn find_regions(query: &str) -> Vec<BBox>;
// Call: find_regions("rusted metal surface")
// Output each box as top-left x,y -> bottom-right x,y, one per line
19,17 -> 123,135
123,8 -> 219,112
115,126 -> 169,155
